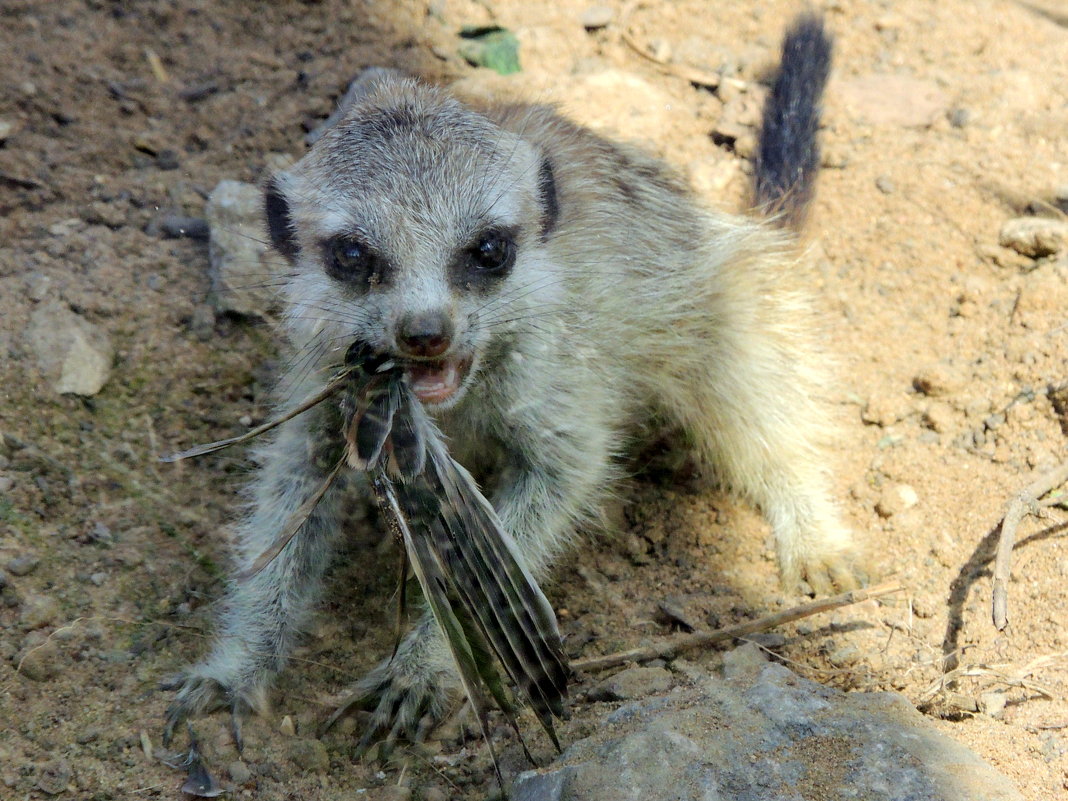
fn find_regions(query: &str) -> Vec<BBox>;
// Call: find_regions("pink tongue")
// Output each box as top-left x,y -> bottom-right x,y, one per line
406,361 -> 460,403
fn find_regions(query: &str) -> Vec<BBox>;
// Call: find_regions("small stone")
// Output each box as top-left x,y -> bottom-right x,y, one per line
580,5 -> 614,29
999,217 -> 1068,258
206,180 -> 284,318
279,714 -> 297,736
589,666 -> 673,702
422,787 -> 447,801
19,640 -> 60,682
155,149 -> 180,170
228,760 -> 252,785
285,737 -> 329,773
875,175 -> 895,194
0,119 -> 14,141
922,402 -> 955,433
722,642 -> 767,680
378,787 -> 412,801
20,594 -> 60,629
24,301 -> 113,396
828,643 -> 860,667
861,393 -> 912,426
158,214 -> 209,240
948,107 -> 972,128
89,572 -> 107,586
6,553 -> 40,576
913,363 -> 966,398
26,273 -> 52,302
979,691 -> 1006,718
745,632 -> 787,650
36,759 -> 71,795
876,484 -> 919,518
0,475 -> 13,494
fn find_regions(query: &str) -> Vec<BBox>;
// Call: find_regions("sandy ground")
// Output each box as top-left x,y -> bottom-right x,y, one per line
0,0 -> 1066,799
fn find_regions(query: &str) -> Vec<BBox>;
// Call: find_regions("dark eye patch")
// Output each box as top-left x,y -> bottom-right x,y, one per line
453,226 -> 518,290
322,234 -> 386,287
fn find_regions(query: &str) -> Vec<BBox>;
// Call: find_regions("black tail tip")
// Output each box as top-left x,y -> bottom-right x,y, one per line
753,13 -> 833,228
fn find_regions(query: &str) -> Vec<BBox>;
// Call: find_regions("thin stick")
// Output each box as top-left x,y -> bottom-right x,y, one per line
992,460 -> 1068,630
160,371 -> 350,462
572,581 -> 904,673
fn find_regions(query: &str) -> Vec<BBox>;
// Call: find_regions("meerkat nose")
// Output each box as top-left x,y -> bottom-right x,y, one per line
398,311 -> 454,358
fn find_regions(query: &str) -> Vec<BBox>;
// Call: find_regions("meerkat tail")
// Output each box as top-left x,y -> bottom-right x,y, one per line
753,13 -> 833,227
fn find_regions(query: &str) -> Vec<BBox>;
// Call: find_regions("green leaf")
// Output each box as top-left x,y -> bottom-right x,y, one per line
458,27 -> 521,76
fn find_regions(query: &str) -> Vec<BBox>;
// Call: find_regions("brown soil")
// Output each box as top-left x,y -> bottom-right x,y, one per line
1,1 -> 1066,799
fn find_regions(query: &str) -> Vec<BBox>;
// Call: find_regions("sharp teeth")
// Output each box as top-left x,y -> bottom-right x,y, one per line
444,362 -> 457,388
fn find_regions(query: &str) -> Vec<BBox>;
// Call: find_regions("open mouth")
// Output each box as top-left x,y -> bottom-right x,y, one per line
403,355 -> 473,405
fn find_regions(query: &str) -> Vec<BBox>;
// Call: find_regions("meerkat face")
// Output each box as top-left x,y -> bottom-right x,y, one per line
265,79 -> 560,410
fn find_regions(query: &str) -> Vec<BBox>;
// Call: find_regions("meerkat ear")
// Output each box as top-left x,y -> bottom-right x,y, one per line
537,157 -> 559,241
264,176 -> 299,260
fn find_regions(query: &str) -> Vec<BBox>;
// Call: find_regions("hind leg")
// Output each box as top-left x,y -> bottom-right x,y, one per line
664,257 -> 862,593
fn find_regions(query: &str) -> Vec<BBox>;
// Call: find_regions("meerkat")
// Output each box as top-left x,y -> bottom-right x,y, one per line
165,14 -> 860,748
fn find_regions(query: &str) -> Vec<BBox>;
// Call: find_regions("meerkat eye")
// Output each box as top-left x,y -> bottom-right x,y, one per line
325,236 -> 376,283
468,229 -> 516,275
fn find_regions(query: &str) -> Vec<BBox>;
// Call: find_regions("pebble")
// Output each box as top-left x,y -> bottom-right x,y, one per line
828,643 -> 860,667
228,760 -> 253,785
20,594 -> 60,629
590,666 -> 673,702
26,273 -> 52,302
948,107 -> 972,128
24,301 -> 113,396
6,553 -> 40,576
285,737 -> 329,773
999,217 -> 1068,258
979,691 -> 1006,718
0,119 -> 14,142
155,149 -> 180,170
875,175 -> 895,194
19,640 -> 60,682
581,5 -> 615,29
922,401 -> 955,434
378,787 -> 412,801
36,759 -> 71,795
279,714 -> 297,736
876,484 -> 919,518
422,787 -> 447,801
206,180 -> 283,318
158,214 -> 210,240
912,363 -> 966,398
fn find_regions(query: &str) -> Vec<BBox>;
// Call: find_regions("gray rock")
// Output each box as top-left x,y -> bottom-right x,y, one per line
589,666 -> 673,702
18,640 -> 60,682
36,758 -> 71,795
580,6 -> 615,29
227,760 -> 252,785
24,301 -> 113,396
514,656 -> 1022,801
205,180 -> 283,318
19,594 -> 60,630
999,217 -> 1068,258
5,553 -> 39,576
285,737 -> 329,773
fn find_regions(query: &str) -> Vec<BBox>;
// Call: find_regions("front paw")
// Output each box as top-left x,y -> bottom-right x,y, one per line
323,655 -> 458,758
162,667 -> 264,753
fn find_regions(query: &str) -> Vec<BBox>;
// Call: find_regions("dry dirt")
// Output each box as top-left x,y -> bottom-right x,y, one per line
1,1 -> 1067,799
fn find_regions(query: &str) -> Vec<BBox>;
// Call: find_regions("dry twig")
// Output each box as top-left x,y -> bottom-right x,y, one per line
992,460 -> 1068,630
572,581 -> 904,673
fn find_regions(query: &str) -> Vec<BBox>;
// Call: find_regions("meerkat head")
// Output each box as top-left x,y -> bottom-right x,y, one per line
264,77 -> 560,409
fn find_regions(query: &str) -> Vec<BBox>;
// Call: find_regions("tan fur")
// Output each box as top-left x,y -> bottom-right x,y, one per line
166,67 -> 861,744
